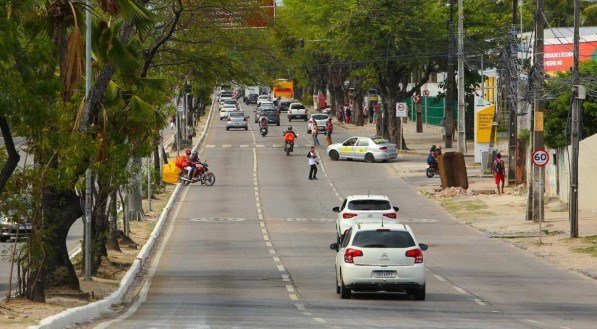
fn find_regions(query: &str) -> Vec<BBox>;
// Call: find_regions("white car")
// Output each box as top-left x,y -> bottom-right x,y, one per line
257,95 -> 270,104
333,195 -> 399,241
219,104 -> 238,120
219,91 -> 234,102
287,103 -> 308,121
327,136 -> 397,163
307,113 -> 330,134
330,223 -> 428,300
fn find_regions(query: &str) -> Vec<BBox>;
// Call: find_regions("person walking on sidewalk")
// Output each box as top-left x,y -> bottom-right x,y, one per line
325,118 -> 333,145
492,153 -> 505,195
311,120 -> 320,146
368,104 -> 375,123
345,106 -> 352,124
307,146 -> 319,180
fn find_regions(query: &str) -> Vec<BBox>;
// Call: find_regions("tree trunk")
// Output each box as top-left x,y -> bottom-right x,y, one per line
0,117 -> 20,195
107,190 -> 121,251
28,190 -> 83,302
128,157 -> 145,221
90,178 -> 109,274
354,89 -> 365,126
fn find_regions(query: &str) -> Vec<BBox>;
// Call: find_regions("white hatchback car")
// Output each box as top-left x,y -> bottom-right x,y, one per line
219,104 -> 238,120
333,195 -> 399,242
330,223 -> 428,300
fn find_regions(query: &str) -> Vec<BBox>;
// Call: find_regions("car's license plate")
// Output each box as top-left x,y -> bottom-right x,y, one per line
372,271 -> 397,278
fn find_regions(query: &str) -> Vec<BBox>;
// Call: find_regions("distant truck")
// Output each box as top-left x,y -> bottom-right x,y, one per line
272,79 -> 294,100
244,86 -> 260,104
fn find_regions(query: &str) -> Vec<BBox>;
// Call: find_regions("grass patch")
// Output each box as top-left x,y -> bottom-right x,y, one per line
441,199 -> 494,219
570,235 -> 597,257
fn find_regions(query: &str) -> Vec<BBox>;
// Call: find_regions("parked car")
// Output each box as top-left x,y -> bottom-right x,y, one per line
327,137 -> 397,163
226,111 -> 248,130
287,103 -> 308,121
307,113 -> 330,134
330,223 -> 428,300
0,210 -> 32,242
332,195 -> 399,241
219,104 -> 238,120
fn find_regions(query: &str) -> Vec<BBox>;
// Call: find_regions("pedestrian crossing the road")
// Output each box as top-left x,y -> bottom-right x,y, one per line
205,144 -> 317,149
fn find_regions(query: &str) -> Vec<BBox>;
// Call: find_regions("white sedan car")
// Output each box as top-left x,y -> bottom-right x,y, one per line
307,113 -> 330,134
219,104 -> 238,120
330,223 -> 428,300
327,137 -> 397,163
333,195 -> 399,241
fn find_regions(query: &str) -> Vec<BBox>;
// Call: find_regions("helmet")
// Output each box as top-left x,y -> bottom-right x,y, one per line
430,145 -> 437,151
185,149 -> 192,155
287,125 -> 293,130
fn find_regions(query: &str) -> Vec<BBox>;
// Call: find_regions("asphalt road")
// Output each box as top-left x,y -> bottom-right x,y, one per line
95,104 -> 597,329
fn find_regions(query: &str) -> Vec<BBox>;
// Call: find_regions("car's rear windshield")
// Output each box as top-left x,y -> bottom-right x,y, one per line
224,100 -> 236,104
221,92 -> 233,97
347,199 -> 391,211
263,108 -> 277,112
372,137 -> 389,145
291,104 -> 305,109
312,115 -> 328,120
229,112 -> 244,117
352,230 -> 415,248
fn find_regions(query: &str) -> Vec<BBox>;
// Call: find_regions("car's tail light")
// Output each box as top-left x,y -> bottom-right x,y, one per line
405,248 -> 423,263
344,248 -> 363,263
342,213 -> 357,219
383,212 -> 397,219
227,117 -> 231,121
379,146 -> 388,150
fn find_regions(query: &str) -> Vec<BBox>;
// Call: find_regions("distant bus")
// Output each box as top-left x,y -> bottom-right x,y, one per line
272,79 -> 294,100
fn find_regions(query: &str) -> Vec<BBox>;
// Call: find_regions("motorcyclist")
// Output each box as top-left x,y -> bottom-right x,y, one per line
427,145 -> 439,169
191,151 -> 203,176
259,115 -> 268,129
283,125 -> 297,150
183,149 -> 196,179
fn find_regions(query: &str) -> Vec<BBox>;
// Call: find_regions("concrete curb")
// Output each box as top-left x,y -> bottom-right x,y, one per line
30,98 -> 216,329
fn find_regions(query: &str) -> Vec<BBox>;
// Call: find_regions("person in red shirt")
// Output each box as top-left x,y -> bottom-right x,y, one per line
492,153 -> 506,194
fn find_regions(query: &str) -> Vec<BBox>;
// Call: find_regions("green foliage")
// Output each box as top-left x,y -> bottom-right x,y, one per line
545,60 -> 597,148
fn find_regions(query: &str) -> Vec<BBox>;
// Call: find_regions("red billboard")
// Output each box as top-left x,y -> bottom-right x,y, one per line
544,42 -> 597,72
206,0 -> 275,29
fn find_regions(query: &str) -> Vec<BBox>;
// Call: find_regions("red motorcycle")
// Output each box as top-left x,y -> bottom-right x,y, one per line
179,162 -> 216,186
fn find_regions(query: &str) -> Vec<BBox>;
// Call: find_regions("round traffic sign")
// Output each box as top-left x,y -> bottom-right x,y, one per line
412,95 -> 421,103
531,148 -> 549,167
423,90 -> 430,96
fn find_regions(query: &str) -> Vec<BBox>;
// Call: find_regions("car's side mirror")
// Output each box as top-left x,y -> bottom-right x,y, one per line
329,243 -> 339,251
393,206 -> 399,212
332,206 -> 340,213
419,243 -> 428,251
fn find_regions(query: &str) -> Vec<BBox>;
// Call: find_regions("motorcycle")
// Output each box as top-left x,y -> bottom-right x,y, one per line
284,141 -> 294,156
179,162 -> 216,186
426,164 -> 440,178
260,126 -> 268,137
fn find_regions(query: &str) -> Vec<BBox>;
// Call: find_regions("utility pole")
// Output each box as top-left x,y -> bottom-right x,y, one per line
569,0 -> 581,238
508,0 -> 519,184
457,0 -> 466,153
84,0 -> 92,282
445,0 -> 456,149
530,0 -> 545,222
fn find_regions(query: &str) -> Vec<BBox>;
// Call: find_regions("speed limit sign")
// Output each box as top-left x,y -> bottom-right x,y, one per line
531,148 -> 550,167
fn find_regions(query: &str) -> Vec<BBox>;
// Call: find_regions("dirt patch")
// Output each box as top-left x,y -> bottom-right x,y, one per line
416,175 -> 597,280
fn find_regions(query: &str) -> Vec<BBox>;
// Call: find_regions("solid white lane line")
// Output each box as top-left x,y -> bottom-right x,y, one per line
303,312 -> 312,316
474,298 -> 486,306
453,286 -> 467,294
206,145 -> 216,148
240,144 -> 249,148
277,265 -> 285,272
286,285 -> 295,293
433,274 -> 447,282
525,319 -> 544,325
94,186 -> 191,329
313,318 -> 326,323
222,144 -> 231,148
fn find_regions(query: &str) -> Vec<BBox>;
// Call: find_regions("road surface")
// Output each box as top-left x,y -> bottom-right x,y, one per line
91,103 -> 596,328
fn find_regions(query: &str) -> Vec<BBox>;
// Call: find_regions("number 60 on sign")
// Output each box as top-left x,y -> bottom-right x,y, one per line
531,148 -> 549,167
